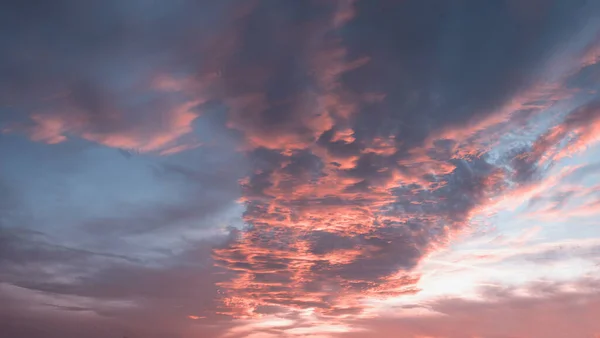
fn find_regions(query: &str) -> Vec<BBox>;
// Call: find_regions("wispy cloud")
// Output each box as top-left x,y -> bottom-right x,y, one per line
2,1 -> 600,337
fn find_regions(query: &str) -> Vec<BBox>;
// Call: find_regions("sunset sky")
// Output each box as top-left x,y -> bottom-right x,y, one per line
2,1 -> 600,337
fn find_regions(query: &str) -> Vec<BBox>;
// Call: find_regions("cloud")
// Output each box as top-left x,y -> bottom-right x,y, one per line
0,225 -> 235,338
0,0 -> 245,155
3,0 -> 600,337
340,278 -> 600,338
4,72 -> 206,155
0,131 -> 245,338
211,0 -> 600,320
429,237 -> 600,271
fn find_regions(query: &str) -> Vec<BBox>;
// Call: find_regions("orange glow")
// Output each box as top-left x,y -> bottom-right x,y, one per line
187,315 -> 204,320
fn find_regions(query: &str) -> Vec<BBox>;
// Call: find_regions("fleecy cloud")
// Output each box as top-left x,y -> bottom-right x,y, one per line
3,0 -> 600,337
211,0 -> 600,319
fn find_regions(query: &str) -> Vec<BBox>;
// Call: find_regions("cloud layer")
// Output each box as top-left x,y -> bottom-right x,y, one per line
2,0 -> 600,337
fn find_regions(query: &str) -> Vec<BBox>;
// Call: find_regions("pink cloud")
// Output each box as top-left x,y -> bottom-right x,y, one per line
339,279 -> 600,338
6,75 -> 205,155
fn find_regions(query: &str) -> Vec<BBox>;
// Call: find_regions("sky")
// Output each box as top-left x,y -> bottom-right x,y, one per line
1,0 -> 600,337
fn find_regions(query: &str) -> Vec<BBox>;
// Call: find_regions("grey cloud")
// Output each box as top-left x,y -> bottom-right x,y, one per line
3,0 -> 600,333
0,229 -> 233,337
215,0 -> 600,315
343,0 -> 597,150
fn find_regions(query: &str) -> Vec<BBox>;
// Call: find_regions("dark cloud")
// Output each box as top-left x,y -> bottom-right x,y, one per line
0,227 -> 139,267
209,0 -> 600,318
2,0 -> 600,336
342,0 -> 595,150
0,0 -> 236,100
567,58 -> 600,89
0,0 -> 243,154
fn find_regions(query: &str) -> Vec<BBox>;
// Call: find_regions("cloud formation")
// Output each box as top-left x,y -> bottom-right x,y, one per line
2,0 -> 600,337
210,0 -> 600,319
342,278 -> 600,338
